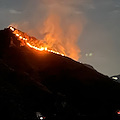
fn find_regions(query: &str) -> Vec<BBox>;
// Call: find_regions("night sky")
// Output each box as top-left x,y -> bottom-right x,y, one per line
0,0 -> 120,76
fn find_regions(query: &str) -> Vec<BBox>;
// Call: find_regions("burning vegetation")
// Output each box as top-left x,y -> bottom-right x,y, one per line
9,26 -> 65,56
10,10 -> 83,61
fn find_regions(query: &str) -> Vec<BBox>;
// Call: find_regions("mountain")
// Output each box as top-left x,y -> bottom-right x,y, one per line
0,27 -> 120,120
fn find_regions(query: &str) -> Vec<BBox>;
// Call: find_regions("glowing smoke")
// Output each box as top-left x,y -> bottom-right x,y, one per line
11,0 -> 86,60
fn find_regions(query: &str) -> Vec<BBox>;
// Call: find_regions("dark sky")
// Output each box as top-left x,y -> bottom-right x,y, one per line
0,0 -> 120,76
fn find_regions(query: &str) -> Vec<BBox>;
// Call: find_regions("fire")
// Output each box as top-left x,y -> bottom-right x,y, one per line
9,26 -> 15,31
9,26 -> 65,56
9,11 -> 83,61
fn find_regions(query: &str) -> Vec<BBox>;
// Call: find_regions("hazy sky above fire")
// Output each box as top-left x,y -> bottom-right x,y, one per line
0,0 -> 120,76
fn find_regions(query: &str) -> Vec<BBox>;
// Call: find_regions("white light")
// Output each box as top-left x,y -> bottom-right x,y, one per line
45,47 -> 47,51
89,53 -> 93,56
40,117 -> 44,120
10,27 -> 14,31
23,38 -> 26,40
16,34 -> 19,37
85,53 -> 93,57
19,36 -> 23,39
112,77 -> 118,80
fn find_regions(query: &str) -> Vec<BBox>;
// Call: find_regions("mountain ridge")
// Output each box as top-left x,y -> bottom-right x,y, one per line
0,27 -> 120,119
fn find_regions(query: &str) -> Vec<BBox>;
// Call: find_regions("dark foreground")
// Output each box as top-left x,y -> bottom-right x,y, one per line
0,28 -> 120,120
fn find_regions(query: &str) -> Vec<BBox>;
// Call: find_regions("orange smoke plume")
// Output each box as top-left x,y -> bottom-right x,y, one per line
10,1 -> 85,61
35,13 -> 82,60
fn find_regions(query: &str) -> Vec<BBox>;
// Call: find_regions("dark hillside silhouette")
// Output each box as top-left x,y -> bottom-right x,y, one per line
0,28 -> 120,120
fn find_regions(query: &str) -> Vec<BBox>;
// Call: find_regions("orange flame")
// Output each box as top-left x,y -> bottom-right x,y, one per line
26,13 -> 82,60
9,26 -> 65,56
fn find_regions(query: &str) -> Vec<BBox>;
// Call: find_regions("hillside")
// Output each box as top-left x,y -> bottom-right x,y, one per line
0,28 -> 120,120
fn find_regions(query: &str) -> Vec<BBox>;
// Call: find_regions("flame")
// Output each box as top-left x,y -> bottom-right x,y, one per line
9,26 -> 65,56
25,13 -> 81,60
10,26 -> 15,31
9,11 -> 83,61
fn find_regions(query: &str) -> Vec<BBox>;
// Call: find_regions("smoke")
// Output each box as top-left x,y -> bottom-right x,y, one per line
39,13 -> 82,60
11,0 -> 86,60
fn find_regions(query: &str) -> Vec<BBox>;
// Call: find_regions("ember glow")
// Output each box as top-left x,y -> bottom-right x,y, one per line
10,26 -> 15,31
9,26 -> 65,56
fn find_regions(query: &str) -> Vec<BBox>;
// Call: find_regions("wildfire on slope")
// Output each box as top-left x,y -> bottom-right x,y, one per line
9,26 -> 65,56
